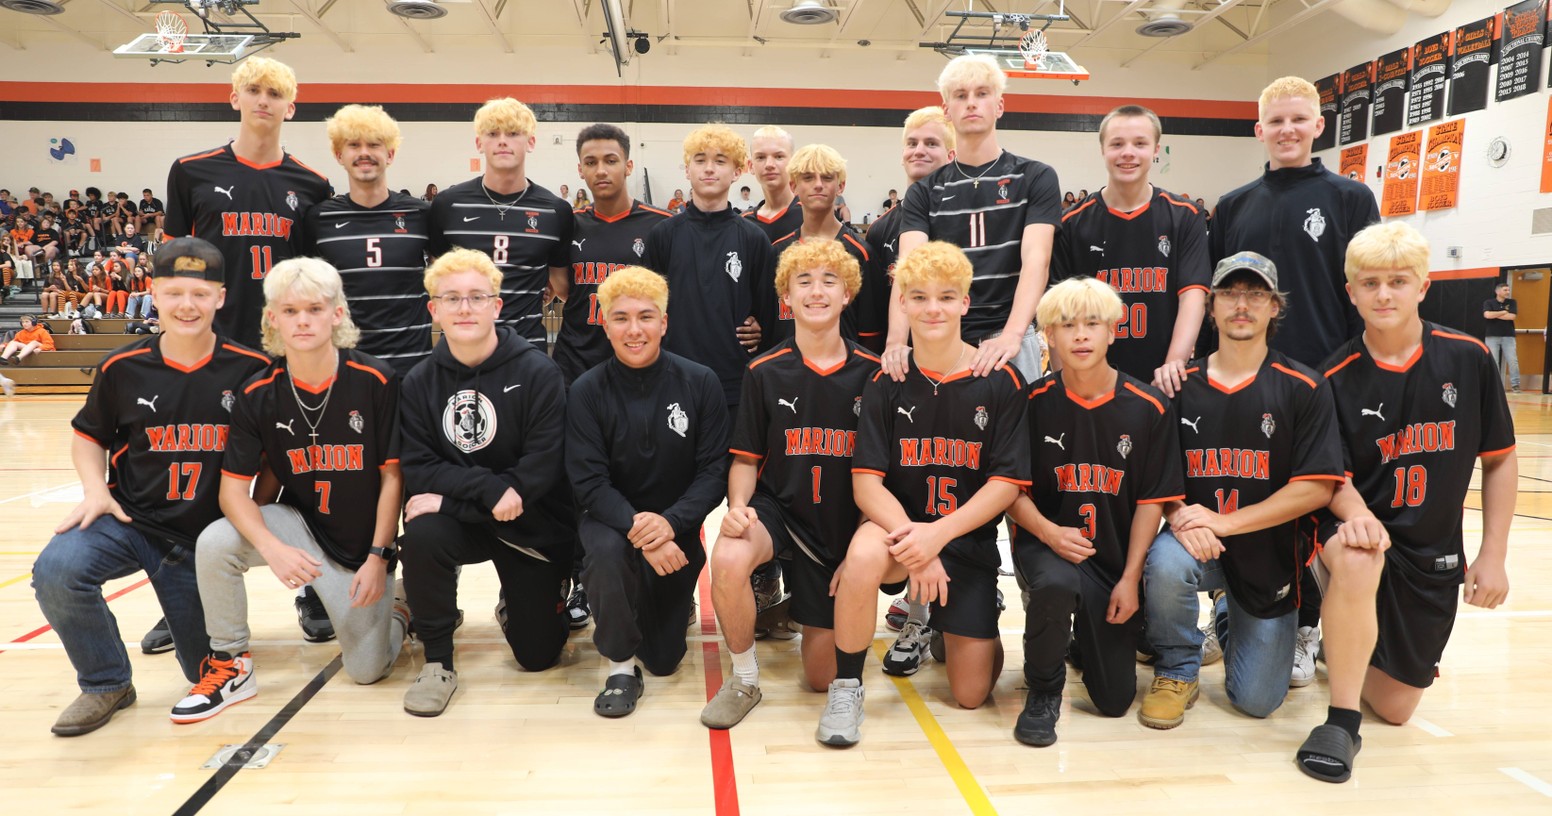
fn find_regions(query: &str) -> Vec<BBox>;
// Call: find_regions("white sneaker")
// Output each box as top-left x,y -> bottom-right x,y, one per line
1201,623 -> 1223,666
882,620 -> 933,676
0,375 -> 14,397
816,678 -> 865,746
1291,625 -> 1319,688
170,652 -> 256,723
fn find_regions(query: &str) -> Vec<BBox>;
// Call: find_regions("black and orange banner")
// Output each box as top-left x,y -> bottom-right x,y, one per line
1409,32 -> 1450,126
1371,48 -> 1410,136
1496,0 -> 1546,101
1541,96 -> 1552,194
1315,73 -> 1340,153
1340,61 -> 1374,145
1340,144 -> 1370,182
1382,130 -> 1423,217
1449,17 -> 1495,115
1420,119 -> 1465,211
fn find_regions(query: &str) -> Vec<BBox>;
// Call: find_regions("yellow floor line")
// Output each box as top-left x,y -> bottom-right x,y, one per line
0,573 -> 33,590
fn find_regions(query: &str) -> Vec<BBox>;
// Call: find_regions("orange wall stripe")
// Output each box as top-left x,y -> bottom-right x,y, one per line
1429,266 -> 1500,281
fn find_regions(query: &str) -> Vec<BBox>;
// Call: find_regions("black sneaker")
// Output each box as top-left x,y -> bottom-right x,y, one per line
751,565 -> 786,613
294,585 -> 336,643
140,617 -> 174,655
566,584 -> 591,630
1014,689 -> 1062,747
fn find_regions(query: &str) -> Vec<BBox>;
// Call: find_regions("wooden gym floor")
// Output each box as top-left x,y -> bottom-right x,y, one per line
1,392 -> 1550,815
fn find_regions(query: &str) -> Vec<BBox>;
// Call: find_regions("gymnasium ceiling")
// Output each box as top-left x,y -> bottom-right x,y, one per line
0,0 -> 1453,70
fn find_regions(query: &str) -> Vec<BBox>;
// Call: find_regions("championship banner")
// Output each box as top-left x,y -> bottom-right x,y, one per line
1340,144 -> 1370,182
1541,96 -> 1552,194
1382,130 -> 1422,217
1420,120 -> 1464,211
1496,0 -> 1546,101
1449,16 -> 1494,115
1340,61 -> 1375,145
1372,48 -> 1410,136
1409,32 -> 1450,126
1315,73 -> 1341,153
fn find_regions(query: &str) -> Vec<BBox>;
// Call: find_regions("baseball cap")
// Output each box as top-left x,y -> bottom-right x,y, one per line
1211,251 -> 1278,290
153,237 -> 225,283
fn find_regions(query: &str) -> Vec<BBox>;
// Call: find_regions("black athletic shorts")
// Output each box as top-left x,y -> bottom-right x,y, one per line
751,492 -> 903,630
929,544 -> 1001,640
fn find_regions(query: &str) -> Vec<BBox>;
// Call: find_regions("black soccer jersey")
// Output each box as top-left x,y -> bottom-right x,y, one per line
1175,352 -> 1344,617
1053,188 -> 1211,380
862,204 -> 904,349
742,198 -> 803,243
900,152 -> 1063,339
428,176 -> 574,341
1023,371 -> 1185,587
555,201 -> 672,383
764,227 -> 873,349
71,336 -> 271,552
164,144 -> 334,349
304,192 -> 433,374
222,349 -> 400,569
852,361 -> 1030,568
730,340 -> 879,564
1321,322 -> 1516,584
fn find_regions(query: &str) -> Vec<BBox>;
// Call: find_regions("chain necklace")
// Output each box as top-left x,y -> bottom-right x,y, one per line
954,150 -> 1004,190
482,181 -> 528,221
288,350 -> 338,447
916,345 -> 968,397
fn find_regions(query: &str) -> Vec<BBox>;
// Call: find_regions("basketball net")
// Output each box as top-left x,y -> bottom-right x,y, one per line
1018,29 -> 1048,67
155,11 -> 188,54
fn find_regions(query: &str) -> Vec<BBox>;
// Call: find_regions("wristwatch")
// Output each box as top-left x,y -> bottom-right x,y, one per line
369,546 -> 397,565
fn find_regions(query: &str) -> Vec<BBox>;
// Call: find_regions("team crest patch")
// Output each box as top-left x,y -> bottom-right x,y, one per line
348,410 -> 364,434
1303,207 -> 1326,241
395,214 -> 407,233
443,390 -> 497,453
1157,235 -> 1171,258
853,396 -> 862,417
286,190 -> 299,212
1117,434 -> 1133,459
1261,412 -> 1275,439
1442,382 -> 1457,408
633,237 -> 645,257
974,405 -> 988,430
725,251 -> 743,282
997,182 -> 1010,200
527,215 -> 539,230
220,390 -> 235,412
667,402 -> 689,438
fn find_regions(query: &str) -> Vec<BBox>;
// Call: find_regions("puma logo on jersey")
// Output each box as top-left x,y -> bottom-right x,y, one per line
137,396 -> 159,412
214,186 -> 234,200
897,406 -> 916,423
276,420 -> 295,435
1044,433 -> 1066,450
572,239 -> 586,250
1181,416 -> 1201,433
462,216 -> 480,223
778,397 -> 799,414
884,240 -> 896,253
1361,403 -> 1385,421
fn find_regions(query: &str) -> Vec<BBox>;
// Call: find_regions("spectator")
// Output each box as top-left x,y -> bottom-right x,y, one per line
137,188 -> 165,237
84,187 -> 105,242
667,188 -> 687,214
881,188 -> 900,211
736,185 -> 756,213
573,188 -> 591,211
0,189 -> 13,227
108,193 -> 136,234
32,214 -> 63,265
10,215 -> 41,264
423,183 -> 438,202
1,314 -> 55,364
114,225 -> 145,266
125,263 -> 152,320
85,266 -> 113,315
1062,191 -> 1077,209
41,261 -> 71,317
1078,188 -> 1089,200
61,207 -> 88,255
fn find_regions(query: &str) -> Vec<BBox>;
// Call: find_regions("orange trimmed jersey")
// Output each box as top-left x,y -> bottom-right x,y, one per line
1321,322 -> 1516,585
763,225 -> 873,349
223,349 -> 401,569
1173,351 -> 1343,617
164,144 -> 334,349
730,340 -> 878,565
853,359 -> 1030,568
1052,187 -> 1211,380
71,335 -> 270,551
1023,370 -> 1185,587
861,204 -> 903,352
742,197 -> 803,244
556,201 -> 672,383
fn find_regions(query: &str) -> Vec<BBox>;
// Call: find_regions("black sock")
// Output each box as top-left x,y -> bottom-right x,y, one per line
1326,706 -> 1361,741
834,647 -> 867,681
428,653 -> 454,672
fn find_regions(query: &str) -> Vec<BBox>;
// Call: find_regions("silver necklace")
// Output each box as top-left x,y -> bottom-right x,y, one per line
954,151 -> 1004,190
916,346 -> 968,397
288,350 -> 338,447
482,181 -> 528,221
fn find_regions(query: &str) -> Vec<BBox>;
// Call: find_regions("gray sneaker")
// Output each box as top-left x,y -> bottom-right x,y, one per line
404,663 -> 457,717
701,677 -> 762,729
882,620 -> 933,677
816,678 -> 865,747
1201,623 -> 1223,666
52,686 -> 137,736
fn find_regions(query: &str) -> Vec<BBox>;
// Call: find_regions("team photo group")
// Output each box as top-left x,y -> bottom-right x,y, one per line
30,50 -> 1517,789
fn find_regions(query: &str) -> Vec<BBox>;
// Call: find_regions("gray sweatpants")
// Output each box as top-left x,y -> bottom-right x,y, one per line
196,504 -> 406,684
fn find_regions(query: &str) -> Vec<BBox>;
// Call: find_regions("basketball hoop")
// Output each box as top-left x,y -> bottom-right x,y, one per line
155,11 -> 188,54
1018,29 -> 1049,67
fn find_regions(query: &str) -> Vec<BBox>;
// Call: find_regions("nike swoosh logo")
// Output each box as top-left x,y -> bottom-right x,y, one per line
504,384 -> 521,393
334,222 -> 347,229
942,195 -> 956,201
462,216 -> 480,222
230,671 -> 253,694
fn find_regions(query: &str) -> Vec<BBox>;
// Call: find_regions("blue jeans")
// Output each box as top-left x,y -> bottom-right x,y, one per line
126,292 -> 152,320
1143,529 -> 1298,718
33,516 -> 207,692
1485,335 -> 1519,388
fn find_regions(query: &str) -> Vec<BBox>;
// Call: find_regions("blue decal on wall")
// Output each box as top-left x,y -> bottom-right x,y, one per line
49,138 -> 77,162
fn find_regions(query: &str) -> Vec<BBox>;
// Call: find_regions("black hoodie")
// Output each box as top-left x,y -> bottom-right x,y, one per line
399,326 -> 573,556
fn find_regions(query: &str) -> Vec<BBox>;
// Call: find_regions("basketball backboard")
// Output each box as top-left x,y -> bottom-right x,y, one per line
114,32 -> 256,64
1003,52 -> 1090,82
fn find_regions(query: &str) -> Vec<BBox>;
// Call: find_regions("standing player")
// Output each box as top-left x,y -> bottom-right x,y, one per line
702,239 -> 877,729
1011,276 -> 1183,747
428,97 -> 574,342
892,54 -> 1063,383
742,126 -> 802,243
171,258 -> 406,723
1299,222 -> 1516,783
305,104 -> 433,376
1053,105 -> 1209,387
31,238 -> 270,736
1139,252 -> 1343,731
819,241 -> 1029,747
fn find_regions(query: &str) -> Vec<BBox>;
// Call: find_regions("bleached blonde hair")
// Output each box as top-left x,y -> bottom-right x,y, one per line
326,104 -> 402,155
262,257 -> 359,356
473,97 -> 537,137
230,56 -> 297,103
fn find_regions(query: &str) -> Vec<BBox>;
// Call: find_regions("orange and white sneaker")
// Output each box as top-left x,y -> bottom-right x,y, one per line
170,652 -> 256,723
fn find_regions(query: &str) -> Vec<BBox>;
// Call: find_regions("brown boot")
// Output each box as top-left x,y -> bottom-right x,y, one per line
51,686 -> 137,736
1138,676 -> 1198,730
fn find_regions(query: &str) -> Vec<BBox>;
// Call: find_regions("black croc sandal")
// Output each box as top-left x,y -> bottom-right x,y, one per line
594,666 -> 643,718
1296,723 -> 1362,783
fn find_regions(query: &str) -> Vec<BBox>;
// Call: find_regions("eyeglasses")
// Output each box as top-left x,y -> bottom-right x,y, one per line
1213,288 -> 1274,305
433,293 -> 497,309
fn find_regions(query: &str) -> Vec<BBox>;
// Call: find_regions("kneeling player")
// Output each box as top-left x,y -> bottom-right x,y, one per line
173,258 -> 406,723
1298,222 -> 1516,783
702,239 -> 877,729
818,241 -> 1029,747
566,267 -> 729,717
1011,276 -> 1183,747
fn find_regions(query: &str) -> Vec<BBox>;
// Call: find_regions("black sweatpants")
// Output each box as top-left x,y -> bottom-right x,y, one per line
579,516 -> 704,676
399,513 -> 570,672
1016,543 -> 1139,718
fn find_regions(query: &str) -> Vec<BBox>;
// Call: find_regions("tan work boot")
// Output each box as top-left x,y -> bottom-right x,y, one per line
52,686 -> 137,736
1138,676 -> 1199,729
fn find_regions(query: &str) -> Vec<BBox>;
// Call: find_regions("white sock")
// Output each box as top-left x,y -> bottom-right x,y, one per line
730,646 -> 759,686
608,659 -> 636,678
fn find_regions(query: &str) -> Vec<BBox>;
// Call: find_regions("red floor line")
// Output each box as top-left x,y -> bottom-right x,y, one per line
5,577 -> 150,647
697,566 -> 740,816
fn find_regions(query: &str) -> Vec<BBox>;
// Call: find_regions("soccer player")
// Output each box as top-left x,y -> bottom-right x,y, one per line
566,267 -> 728,716
763,144 -> 873,349
1053,105 -> 1209,387
892,54 -> 1062,383
1299,222 -> 1515,783
742,126 -> 802,244
428,97 -> 574,342
1011,276 -> 1183,747
171,258 -> 405,723
395,248 -> 573,717
818,241 -> 1029,747
31,237 -> 270,736
1139,252 -> 1343,731
702,239 -> 877,728
164,56 -> 334,351
305,104 -> 433,376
